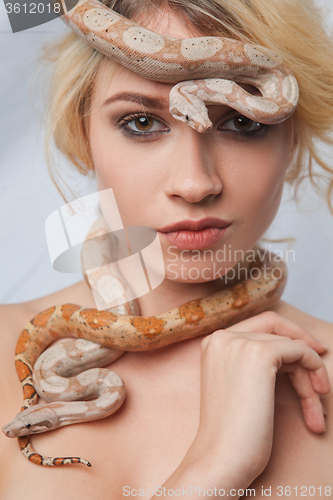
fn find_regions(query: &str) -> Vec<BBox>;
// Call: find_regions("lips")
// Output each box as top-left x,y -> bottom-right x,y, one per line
158,217 -> 230,233
158,217 -> 230,250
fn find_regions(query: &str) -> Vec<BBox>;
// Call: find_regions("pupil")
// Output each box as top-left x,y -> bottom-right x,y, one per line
136,116 -> 151,131
235,116 -> 253,131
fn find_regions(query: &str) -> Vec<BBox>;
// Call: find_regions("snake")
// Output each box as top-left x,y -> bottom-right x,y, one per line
55,0 -> 299,132
2,249 -> 287,467
2,0 -> 297,467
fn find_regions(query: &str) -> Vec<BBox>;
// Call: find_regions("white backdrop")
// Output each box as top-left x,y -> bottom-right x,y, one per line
1,2 -> 333,322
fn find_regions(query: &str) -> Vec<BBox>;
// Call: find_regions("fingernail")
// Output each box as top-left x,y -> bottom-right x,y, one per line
315,339 -> 328,350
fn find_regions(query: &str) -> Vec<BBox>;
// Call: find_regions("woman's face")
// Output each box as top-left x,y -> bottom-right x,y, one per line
89,9 -> 294,283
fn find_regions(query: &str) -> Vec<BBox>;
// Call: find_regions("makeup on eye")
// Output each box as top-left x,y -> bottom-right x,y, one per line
114,109 -> 269,138
218,114 -> 269,136
117,112 -> 169,135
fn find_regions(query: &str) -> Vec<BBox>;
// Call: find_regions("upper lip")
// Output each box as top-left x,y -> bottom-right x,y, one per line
158,217 -> 230,232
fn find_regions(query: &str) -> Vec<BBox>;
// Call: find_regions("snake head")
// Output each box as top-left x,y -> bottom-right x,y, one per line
2,406 -> 60,438
169,82 -> 213,133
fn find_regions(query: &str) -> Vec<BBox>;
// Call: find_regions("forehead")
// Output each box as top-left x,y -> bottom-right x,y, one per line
92,8 -> 202,103
138,7 -> 199,39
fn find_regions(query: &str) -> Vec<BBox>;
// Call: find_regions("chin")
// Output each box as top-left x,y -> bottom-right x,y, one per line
165,262 -> 230,283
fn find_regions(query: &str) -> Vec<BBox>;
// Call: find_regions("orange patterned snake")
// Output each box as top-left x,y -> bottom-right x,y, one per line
3,250 -> 287,467
57,0 -> 299,132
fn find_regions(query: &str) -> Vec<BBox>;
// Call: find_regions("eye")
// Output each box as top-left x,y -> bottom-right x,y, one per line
118,113 -> 168,135
129,116 -> 155,132
219,114 -> 266,134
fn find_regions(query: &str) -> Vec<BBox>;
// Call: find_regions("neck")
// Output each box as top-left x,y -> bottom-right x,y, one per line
137,245 -> 260,316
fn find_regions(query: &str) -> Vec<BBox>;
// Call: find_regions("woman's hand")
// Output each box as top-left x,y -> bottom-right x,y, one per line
185,311 -> 330,485
225,310 -> 327,354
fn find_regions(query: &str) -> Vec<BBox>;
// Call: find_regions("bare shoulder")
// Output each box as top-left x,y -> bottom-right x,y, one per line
0,280 -> 95,336
272,299 -> 333,344
0,303 -> 36,363
0,280 -> 95,382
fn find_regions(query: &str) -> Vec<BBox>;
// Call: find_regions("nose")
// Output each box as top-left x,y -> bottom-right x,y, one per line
164,128 -> 223,204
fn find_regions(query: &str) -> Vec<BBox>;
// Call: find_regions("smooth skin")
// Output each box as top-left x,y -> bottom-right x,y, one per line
1,7 -> 333,500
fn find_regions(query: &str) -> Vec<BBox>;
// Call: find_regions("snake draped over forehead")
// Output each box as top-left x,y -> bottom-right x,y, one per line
59,0 -> 299,132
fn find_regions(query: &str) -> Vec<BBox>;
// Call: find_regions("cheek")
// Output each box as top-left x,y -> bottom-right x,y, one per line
89,123 -> 163,225
93,147 -> 161,207
90,118 -> 131,199
226,137 -> 290,224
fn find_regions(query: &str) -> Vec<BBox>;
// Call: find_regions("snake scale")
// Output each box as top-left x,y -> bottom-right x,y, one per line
2,0 -> 297,467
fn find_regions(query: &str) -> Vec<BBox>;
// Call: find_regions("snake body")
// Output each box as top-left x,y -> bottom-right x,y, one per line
2,250 -> 287,466
58,0 -> 299,132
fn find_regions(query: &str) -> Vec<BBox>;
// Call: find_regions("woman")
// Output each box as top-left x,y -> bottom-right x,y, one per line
1,0 -> 333,497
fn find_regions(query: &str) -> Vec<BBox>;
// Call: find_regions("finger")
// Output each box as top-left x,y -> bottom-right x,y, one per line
279,360 -> 330,396
262,337 -> 331,399
275,339 -> 327,373
285,365 -> 326,433
291,339 -> 331,393
273,338 -> 331,414
226,311 -> 326,353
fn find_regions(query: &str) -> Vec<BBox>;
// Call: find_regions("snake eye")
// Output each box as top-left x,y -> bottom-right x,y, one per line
26,423 -> 31,428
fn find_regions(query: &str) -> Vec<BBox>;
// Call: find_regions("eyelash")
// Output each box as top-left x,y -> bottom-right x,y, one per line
116,112 -> 168,138
116,111 -> 269,139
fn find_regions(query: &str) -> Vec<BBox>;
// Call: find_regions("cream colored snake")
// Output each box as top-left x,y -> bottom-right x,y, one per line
2,0 -> 297,467
57,0 -> 299,132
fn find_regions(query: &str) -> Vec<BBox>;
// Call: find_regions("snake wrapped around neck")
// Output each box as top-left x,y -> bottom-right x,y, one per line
2,248 -> 287,467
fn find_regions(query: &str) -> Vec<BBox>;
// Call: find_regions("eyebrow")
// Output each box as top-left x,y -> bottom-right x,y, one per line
103,92 -> 169,109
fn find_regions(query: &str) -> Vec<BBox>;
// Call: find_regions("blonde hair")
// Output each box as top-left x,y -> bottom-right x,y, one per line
41,0 -> 333,211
